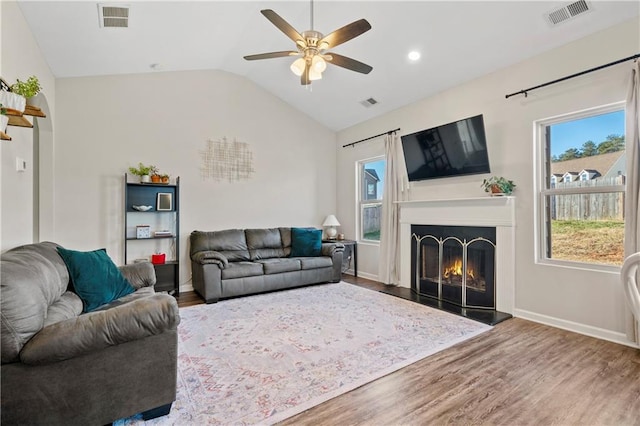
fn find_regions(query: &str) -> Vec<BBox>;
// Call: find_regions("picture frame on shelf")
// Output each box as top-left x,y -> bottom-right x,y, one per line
156,192 -> 172,211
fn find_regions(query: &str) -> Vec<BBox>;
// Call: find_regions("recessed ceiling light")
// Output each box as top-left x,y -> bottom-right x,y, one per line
408,51 -> 421,61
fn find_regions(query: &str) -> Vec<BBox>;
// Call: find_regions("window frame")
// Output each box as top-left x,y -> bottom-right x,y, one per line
533,101 -> 625,272
357,156 -> 385,244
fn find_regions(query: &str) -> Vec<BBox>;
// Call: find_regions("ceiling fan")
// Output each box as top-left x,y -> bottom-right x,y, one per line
243,1 -> 373,86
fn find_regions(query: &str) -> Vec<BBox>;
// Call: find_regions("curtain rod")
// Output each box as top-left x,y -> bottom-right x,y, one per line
505,53 -> 640,99
342,128 -> 401,148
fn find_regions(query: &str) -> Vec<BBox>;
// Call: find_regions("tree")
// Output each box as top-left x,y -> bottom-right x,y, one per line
557,148 -> 582,161
581,140 -> 598,157
597,134 -> 625,154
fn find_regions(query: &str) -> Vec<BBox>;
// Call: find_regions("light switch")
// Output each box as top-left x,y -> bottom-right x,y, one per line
16,158 -> 26,172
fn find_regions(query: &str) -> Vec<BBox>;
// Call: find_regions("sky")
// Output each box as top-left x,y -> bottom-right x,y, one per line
549,110 -> 625,157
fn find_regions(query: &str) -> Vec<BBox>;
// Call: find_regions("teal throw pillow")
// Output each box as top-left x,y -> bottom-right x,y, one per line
56,247 -> 135,313
290,227 -> 322,257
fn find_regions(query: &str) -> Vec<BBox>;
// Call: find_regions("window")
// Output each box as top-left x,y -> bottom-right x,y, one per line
536,104 -> 625,268
358,157 -> 385,242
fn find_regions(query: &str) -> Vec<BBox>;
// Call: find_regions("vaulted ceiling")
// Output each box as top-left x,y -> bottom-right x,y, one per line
17,1 -> 640,130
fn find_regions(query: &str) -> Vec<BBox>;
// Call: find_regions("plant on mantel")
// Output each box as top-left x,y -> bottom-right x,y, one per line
481,176 -> 516,196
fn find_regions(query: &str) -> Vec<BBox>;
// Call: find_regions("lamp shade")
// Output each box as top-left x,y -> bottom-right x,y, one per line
322,215 -> 340,227
290,58 -> 306,76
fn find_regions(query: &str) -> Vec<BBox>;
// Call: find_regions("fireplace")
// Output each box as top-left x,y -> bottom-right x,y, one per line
412,225 -> 496,309
399,197 -> 515,314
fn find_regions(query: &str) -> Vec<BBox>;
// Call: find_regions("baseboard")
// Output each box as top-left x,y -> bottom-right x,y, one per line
344,270 -> 379,281
180,283 -> 195,294
513,308 -> 639,349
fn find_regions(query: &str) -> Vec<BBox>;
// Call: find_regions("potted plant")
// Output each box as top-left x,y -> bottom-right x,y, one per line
11,76 -> 42,104
481,176 -> 516,196
159,174 -> 170,184
128,162 -> 157,183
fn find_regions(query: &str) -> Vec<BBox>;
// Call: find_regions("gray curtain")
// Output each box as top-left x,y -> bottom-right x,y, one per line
378,132 -> 409,285
623,60 -> 640,344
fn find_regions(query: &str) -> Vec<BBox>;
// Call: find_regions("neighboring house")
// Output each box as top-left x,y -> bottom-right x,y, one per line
579,169 -> 600,181
364,169 -> 380,200
550,151 -> 625,221
550,151 -> 625,183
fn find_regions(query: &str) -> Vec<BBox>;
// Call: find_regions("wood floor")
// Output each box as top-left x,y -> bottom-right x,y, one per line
176,276 -> 640,425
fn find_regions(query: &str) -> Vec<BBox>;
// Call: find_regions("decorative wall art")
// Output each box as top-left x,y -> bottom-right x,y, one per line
200,137 -> 255,182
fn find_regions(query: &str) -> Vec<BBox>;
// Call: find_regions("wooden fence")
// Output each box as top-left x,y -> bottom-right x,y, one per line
551,176 -> 624,221
363,203 -> 381,235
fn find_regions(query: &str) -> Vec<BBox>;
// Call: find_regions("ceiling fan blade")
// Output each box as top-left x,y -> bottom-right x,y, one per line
319,19 -> 371,49
244,51 -> 299,61
301,62 -> 311,85
326,53 -> 373,74
261,9 -> 304,44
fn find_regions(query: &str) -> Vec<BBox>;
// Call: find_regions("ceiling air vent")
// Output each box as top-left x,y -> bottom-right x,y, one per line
545,0 -> 592,26
360,97 -> 379,108
98,4 -> 130,28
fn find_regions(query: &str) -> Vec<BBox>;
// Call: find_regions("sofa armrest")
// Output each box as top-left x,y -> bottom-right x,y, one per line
119,262 -> 156,289
19,294 -> 179,366
322,242 -> 345,257
191,250 -> 229,268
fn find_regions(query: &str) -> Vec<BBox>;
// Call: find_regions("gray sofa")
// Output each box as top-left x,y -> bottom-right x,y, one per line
1,241 -> 180,426
190,228 -> 344,303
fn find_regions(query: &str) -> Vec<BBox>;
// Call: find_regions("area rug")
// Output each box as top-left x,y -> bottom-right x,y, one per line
119,282 -> 491,425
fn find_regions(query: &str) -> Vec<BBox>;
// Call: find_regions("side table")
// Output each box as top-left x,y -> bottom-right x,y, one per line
324,239 -> 357,277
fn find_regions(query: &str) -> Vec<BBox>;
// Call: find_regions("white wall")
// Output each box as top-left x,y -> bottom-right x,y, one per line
337,17 -> 640,345
55,70 -> 336,290
1,1 -> 56,251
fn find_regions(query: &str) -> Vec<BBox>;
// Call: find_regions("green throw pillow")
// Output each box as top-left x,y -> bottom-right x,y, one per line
56,247 -> 135,313
290,227 -> 322,257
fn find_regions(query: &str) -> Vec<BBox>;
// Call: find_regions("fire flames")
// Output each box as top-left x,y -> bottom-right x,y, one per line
443,259 -> 475,280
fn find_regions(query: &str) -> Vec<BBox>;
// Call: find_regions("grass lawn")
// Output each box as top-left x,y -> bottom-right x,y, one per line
363,230 -> 380,241
551,220 -> 624,265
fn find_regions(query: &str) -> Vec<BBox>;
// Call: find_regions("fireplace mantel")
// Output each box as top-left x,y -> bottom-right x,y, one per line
398,197 -> 515,313
397,196 -> 515,227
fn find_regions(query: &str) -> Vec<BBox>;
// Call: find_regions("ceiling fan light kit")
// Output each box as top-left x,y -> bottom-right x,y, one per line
244,1 -> 372,86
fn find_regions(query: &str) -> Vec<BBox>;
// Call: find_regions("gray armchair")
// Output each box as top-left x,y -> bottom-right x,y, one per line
1,242 -> 180,425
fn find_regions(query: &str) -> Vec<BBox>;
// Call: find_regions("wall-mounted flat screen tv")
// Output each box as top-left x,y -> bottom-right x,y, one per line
400,114 -> 490,182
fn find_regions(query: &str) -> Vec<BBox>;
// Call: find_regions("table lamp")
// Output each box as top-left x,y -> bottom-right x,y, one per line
322,215 -> 340,239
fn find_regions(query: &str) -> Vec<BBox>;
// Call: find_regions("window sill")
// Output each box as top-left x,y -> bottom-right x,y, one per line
535,257 -> 621,274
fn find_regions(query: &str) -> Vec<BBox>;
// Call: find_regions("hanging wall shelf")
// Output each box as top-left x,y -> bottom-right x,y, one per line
1,76 -> 47,140
6,108 -> 33,128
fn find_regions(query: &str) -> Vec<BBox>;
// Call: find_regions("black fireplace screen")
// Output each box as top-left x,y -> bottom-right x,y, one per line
412,225 -> 496,309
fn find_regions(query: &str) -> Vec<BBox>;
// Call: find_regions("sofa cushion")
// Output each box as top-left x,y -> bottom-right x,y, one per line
256,258 -> 301,275
191,229 -> 250,262
56,247 -> 135,313
221,262 -> 264,280
298,257 -> 333,270
43,292 -> 83,328
279,227 -> 292,257
20,294 -> 179,365
290,228 -> 322,257
246,228 -> 285,260
1,241 -> 70,364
